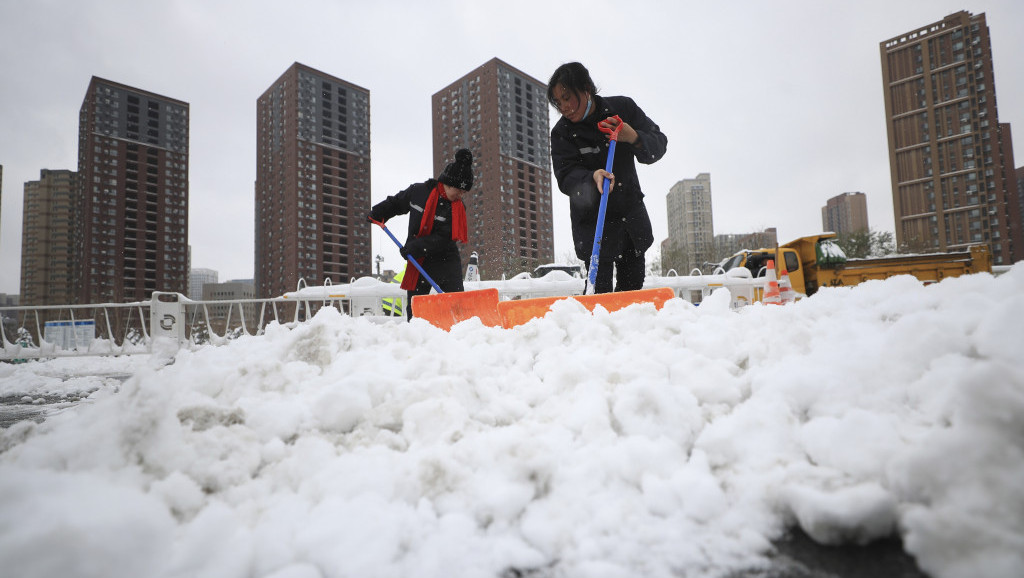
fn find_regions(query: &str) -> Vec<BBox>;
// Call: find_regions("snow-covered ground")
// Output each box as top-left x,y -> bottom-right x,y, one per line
1,267 -> 1022,578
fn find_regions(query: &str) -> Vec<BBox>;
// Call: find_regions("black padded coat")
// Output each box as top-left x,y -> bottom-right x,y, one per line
369,179 -> 464,292
550,95 -> 667,261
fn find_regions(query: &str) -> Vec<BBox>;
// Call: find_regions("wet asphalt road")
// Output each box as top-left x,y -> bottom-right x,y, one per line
0,395 -> 74,428
737,529 -> 930,578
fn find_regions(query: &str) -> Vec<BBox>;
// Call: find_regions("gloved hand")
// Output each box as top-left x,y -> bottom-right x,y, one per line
366,213 -> 376,223
401,238 -> 424,260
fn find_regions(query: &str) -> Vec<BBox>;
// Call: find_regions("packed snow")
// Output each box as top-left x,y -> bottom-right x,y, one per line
1,268 -> 1023,578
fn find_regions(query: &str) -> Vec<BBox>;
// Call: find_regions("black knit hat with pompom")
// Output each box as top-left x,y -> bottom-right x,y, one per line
439,148 -> 474,190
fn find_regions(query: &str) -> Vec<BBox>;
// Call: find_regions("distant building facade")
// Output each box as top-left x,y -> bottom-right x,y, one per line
202,280 -> 254,306
255,63 -> 372,298
880,11 -> 1021,263
189,267 -> 218,300
20,170 -> 78,306
0,293 -> 17,338
76,77 -> 190,303
666,173 -> 715,273
432,57 -> 554,279
713,228 -> 779,265
201,280 -> 255,332
821,192 -> 869,234
1017,166 -> 1024,228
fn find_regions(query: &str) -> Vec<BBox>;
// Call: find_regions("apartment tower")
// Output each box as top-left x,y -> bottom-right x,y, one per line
666,173 -> 715,273
76,77 -> 189,303
20,169 -> 78,305
881,11 -> 1021,264
255,62 -> 372,298
1017,165 -> 1024,223
821,192 -> 869,235
189,267 -> 218,300
432,58 -> 554,279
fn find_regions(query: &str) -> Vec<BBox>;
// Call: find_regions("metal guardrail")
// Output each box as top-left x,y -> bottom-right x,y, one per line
0,290 -> 403,362
284,269 -> 768,308
1,299 -> 152,360
1,270 -> 767,361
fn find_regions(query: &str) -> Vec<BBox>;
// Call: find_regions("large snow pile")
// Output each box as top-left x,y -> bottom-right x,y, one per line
1,267 -> 1023,578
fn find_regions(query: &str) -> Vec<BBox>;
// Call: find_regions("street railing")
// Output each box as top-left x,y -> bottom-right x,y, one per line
0,289 -> 403,361
1,270 -> 766,361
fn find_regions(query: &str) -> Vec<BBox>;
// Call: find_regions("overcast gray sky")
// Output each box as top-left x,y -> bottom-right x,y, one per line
2,0 -> 1022,295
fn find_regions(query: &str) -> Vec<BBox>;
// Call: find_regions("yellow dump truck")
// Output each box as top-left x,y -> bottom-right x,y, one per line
719,233 -> 992,296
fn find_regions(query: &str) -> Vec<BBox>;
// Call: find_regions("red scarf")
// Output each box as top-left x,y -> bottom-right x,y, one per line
401,182 -> 468,291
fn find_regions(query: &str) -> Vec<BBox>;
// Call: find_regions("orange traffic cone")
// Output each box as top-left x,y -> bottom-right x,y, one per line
763,259 -> 782,305
778,263 -> 795,303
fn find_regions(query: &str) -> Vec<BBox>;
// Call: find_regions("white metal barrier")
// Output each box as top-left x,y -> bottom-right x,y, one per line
1,300 -> 152,361
1,271 -> 770,361
286,269 -> 771,309
0,291 -> 401,361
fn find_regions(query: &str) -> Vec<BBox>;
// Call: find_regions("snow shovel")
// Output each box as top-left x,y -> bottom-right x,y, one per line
413,288 -> 501,331
494,117 -> 677,326
370,218 -> 501,330
585,115 -> 623,295
498,287 -> 676,328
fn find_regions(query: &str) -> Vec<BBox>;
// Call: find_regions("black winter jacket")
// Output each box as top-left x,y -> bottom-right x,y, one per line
369,179 -> 464,292
550,95 -> 667,261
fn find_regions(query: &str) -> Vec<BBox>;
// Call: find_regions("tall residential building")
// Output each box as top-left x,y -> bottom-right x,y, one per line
255,62 -> 372,298
20,170 -> 78,305
76,77 -> 190,303
1017,166 -> 1024,226
666,173 -> 715,273
821,192 -> 869,234
431,57 -> 554,279
189,267 -> 218,300
880,11 -> 1021,264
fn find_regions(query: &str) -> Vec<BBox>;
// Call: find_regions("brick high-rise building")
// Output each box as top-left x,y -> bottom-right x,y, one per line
821,192 -> 869,234
20,169 -> 78,305
666,173 -> 715,274
76,77 -> 190,303
431,58 -> 554,279
880,11 -> 1021,264
255,63 -> 372,298
1017,165 -> 1024,227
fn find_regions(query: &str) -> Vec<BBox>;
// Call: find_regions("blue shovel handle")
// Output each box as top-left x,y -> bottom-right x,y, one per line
370,218 -> 443,294
586,116 -> 624,295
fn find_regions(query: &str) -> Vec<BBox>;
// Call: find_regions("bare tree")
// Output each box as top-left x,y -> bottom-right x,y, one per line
833,229 -> 896,258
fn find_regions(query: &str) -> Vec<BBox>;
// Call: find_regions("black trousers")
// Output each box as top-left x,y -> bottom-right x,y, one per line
589,232 -> 645,294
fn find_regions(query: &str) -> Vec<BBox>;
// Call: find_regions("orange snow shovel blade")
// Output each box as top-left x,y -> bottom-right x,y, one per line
413,288 -> 502,330
498,287 -> 676,328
